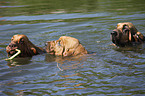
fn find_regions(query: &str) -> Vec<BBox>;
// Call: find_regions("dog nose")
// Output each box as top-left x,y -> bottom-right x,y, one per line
111,31 -> 117,36
9,43 -> 17,48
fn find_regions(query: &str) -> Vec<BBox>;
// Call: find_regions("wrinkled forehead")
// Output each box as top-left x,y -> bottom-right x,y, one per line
11,34 -> 28,42
117,23 -> 127,29
117,22 -> 134,29
117,23 -> 125,29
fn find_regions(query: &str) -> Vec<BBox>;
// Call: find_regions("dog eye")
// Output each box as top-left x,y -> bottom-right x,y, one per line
58,41 -> 61,46
11,38 -> 13,41
19,38 -> 24,44
123,28 -> 129,34
123,25 -> 129,33
111,31 -> 117,36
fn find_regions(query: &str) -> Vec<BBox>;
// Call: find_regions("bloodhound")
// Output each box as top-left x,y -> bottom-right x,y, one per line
111,22 -> 145,47
45,36 -> 88,56
6,34 -> 45,57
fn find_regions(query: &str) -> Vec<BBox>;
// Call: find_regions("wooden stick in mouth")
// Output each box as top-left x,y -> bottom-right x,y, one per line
5,49 -> 21,61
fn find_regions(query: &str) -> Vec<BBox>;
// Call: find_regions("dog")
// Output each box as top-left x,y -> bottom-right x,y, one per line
6,34 -> 45,57
111,22 -> 145,47
45,36 -> 88,56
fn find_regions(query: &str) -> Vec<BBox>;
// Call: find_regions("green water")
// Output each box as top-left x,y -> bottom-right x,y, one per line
0,0 -> 145,95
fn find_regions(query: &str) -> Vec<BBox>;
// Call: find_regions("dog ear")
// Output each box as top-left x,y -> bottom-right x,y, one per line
133,32 -> 145,42
31,47 -> 37,54
128,30 -> 132,42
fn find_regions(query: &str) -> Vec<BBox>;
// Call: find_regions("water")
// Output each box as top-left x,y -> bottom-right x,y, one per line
0,0 -> 145,95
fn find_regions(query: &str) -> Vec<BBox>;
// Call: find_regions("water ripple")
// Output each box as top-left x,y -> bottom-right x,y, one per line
0,13 -> 110,21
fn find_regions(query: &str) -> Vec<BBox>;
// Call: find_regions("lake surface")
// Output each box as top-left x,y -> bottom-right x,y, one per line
0,0 -> 145,95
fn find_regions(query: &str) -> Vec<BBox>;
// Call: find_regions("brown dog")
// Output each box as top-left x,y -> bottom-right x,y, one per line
6,34 -> 45,57
45,36 -> 88,56
111,22 -> 145,47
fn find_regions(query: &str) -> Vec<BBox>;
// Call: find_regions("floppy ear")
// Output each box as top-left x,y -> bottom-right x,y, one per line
129,30 -> 132,42
31,47 -> 37,54
133,32 -> 145,42
137,32 -> 144,40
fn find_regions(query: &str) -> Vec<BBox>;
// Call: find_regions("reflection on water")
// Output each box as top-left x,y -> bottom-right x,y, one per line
0,0 -> 145,95
45,54 -> 88,71
6,57 -> 32,67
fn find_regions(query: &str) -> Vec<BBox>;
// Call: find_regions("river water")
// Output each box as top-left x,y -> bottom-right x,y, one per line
0,0 -> 145,95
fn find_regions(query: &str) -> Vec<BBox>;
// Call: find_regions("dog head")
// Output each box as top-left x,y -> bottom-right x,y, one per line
45,40 -> 64,55
6,34 -> 40,57
111,22 -> 138,47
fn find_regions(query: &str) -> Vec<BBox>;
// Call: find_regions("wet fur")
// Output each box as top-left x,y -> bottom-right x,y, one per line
45,36 -> 88,56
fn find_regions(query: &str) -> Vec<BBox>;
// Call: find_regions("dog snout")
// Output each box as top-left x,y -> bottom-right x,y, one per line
111,31 -> 117,36
8,43 -> 17,48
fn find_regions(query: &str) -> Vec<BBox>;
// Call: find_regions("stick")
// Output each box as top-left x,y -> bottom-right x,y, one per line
5,49 -> 21,61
